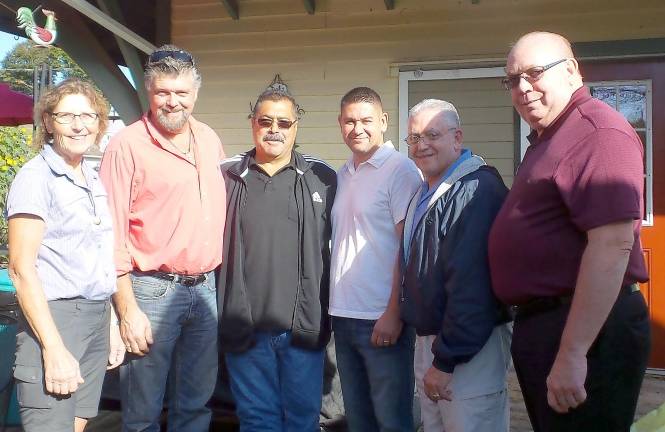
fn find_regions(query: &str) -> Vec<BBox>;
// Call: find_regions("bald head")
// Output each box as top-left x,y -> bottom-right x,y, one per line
509,32 -> 575,64
506,31 -> 583,134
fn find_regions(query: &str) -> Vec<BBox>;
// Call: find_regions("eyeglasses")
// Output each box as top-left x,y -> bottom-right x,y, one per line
501,58 -> 568,90
50,112 -> 99,125
256,117 -> 298,130
404,127 -> 457,147
148,50 -> 195,66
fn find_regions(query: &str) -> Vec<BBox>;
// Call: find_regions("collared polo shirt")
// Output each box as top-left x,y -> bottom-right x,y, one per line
241,154 -> 299,332
489,87 -> 648,305
99,114 -> 226,275
7,144 -> 116,300
330,141 -> 422,320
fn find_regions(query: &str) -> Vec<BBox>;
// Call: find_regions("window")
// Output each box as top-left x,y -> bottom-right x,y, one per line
587,81 -> 653,226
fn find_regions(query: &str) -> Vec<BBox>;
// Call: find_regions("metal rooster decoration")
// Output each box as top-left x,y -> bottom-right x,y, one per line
16,7 -> 58,47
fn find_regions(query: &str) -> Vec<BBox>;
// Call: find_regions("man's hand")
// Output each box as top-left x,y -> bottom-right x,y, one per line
107,319 -> 126,369
423,366 -> 453,402
371,307 -> 403,347
546,349 -> 588,413
119,304 -> 153,356
42,343 -> 84,395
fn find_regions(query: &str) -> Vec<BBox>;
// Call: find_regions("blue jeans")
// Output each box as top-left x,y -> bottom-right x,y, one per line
332,317 -> 415,432
120,272 -> 218,432
225,331 -> 324,432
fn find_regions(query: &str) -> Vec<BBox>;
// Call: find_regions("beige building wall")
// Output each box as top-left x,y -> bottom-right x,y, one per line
172,0 -> 665,170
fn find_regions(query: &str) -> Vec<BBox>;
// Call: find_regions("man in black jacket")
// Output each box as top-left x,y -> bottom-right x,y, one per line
217,83 -> 336,431
400,99 -> 512,432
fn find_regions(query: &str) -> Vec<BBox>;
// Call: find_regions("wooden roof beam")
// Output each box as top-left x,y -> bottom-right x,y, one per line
304,0 -> 315,14
384,0 -> 395,10
220,0 -> 239,20
60,0 -> 155,53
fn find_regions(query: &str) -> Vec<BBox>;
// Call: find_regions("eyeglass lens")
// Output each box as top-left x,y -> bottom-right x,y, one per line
502,58 -> 567,90
52,112 -> 99,125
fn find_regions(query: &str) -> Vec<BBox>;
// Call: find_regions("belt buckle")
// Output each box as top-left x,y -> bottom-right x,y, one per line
177,274 -> 202,286
627,283 -> 640,293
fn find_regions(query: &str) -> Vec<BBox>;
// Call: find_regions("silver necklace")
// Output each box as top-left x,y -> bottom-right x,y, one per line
87,190 -> 101,225
168,129 -> 192,155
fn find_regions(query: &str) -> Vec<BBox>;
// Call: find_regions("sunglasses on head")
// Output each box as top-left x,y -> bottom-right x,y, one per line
148,50 -> 195,66
256,117 -> 297,130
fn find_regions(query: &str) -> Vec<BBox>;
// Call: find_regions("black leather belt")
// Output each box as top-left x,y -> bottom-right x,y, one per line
514,283 -> 640,321
143,271 -> 207,287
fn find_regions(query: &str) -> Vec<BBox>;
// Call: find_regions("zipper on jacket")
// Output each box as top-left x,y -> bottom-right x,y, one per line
290,173 -> 303,328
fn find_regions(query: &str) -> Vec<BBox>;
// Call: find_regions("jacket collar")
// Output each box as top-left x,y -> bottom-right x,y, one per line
402,153 -> 486,258
226,148 -> 311,180
426,153 -> 486,207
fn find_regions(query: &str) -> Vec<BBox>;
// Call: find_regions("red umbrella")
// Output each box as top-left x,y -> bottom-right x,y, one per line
0,83 -> 33,126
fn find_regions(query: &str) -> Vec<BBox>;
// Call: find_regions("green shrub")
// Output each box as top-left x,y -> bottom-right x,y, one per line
0,126 -> 35,247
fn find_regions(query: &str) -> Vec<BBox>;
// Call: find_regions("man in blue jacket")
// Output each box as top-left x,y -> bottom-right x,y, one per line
400,99 -> 512,432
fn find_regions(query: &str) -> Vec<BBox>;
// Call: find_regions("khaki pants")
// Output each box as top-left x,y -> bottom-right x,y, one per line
414,325 -> 511,432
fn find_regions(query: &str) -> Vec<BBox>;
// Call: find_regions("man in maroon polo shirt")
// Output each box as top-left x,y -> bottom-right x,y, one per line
488,31 -> 650,432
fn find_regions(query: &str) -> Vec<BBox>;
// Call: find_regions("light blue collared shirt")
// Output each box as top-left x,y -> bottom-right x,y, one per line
7,144 -> 116,300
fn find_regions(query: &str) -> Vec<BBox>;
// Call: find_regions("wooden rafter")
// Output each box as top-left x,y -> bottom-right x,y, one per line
303,0 -> 315,14
220,0 -> 239,20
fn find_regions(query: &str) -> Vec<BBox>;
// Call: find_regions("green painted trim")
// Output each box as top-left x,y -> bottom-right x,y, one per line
59,8 -> 142,123
573,38 -> 665,59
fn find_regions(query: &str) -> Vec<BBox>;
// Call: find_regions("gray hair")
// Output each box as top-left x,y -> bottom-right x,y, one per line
409,99 -> 461,129
144,44 -> 202,91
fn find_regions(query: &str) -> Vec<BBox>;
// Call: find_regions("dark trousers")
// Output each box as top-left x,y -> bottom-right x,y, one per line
511,289 -> 650,432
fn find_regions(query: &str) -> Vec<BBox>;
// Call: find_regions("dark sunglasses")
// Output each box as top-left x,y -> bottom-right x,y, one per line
256,117 -> 297,130
501,58 -> 568,90
148,50 -> 195,66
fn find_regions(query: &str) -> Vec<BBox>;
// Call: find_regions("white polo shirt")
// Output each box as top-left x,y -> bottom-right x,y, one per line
330,141 -> 422,319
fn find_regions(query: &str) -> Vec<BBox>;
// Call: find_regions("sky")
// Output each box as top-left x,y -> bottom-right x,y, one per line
0,31 -> 25,61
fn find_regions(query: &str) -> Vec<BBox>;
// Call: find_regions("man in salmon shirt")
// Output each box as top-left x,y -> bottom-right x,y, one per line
99,45 -> 226,432
488,32 -> 650,432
